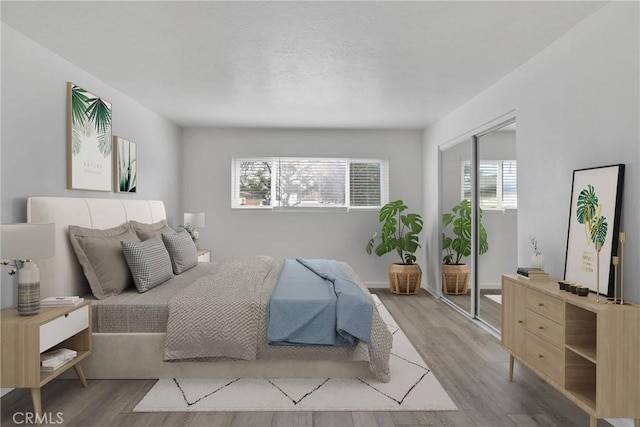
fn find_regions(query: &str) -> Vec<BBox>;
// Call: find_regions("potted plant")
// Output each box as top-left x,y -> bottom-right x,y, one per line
441,199 -> 489,295
366,200 -> 424,295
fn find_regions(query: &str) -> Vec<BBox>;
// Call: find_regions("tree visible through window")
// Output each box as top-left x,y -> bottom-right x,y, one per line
233,158 -> 388,210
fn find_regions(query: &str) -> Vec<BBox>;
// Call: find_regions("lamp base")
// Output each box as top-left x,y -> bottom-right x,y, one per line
17,261 -> 40,316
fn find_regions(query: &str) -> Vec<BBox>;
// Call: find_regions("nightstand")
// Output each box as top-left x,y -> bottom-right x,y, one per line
1,301 -> 92,423
197,248 -> 211,262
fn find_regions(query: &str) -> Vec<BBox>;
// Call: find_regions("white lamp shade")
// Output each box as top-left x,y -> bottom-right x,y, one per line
1,223 -> 55,260
183,212 -> 205,228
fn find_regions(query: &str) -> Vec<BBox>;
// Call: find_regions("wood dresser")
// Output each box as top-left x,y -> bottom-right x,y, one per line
502,274 -> 639,427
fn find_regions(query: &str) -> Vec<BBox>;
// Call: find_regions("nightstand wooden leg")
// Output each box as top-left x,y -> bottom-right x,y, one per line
508,355 -> 514,381
633,418 -> 639,427
30,388 -> 42,424
589,415 -> 597,427
74,364 -> 88,387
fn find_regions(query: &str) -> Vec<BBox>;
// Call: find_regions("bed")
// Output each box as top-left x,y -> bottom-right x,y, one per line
27,197 -> 392,381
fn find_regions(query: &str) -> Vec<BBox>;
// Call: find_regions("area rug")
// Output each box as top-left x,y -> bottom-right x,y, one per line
133,296 -> 457,412
485,294 -> 502,304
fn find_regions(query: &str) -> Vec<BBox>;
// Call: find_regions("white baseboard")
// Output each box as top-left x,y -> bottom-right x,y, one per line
479,282 -> 502,290
365,282 -> 389,288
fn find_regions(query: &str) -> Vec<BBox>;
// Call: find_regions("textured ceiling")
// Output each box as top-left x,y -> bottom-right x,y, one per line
1,1 -> 606,129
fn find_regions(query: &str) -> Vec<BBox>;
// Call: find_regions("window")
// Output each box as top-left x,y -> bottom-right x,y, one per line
462,160 -> 517,210
232,157 -> 388,210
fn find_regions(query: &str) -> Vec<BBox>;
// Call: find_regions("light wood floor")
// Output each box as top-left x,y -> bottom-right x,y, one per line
1,290 -> 611,426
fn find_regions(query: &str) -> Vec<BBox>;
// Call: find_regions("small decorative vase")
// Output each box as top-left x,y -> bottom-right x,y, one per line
531,254 -> 545,269
17,261 -> 40,316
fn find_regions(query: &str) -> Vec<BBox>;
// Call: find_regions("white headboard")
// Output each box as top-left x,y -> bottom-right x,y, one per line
27,197 -> 167,298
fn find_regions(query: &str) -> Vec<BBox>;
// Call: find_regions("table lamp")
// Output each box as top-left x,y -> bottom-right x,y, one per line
1,223 -> 55,315
183,212 -> 205,248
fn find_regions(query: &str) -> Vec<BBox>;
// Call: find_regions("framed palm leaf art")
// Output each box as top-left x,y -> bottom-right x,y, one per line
67,82 -> 113,191
564,164 -> 624,296
114,136 -> 137,193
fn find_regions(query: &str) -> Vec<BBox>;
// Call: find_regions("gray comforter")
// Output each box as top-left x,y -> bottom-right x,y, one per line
163,256 -> 392,382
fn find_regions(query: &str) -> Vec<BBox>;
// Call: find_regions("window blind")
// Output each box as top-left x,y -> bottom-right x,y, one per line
233,157 -> 388,210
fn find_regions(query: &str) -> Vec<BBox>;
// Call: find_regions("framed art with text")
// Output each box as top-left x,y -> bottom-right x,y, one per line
564,164 -> 624,296
67,82 -> 113,191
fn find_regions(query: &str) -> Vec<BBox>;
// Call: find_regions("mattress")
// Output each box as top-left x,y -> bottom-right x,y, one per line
90,263 -> 217,333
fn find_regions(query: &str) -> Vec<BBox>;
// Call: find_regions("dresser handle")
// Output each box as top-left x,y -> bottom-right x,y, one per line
538,326 -> 544,330
518,320 -> 524,324
538,303 -> 544,307
538,354 -> 544,359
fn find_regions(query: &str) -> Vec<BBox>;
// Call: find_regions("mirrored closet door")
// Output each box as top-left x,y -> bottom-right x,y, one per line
476,122 -> 517,331
440,138 -> 474,316
440,120 -> 517,333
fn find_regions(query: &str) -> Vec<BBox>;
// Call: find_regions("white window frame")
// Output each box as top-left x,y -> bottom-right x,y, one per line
231,157 -> 389,211
461,160 -> 517,211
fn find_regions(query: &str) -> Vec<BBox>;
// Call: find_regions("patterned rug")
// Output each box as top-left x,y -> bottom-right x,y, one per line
133,296 -> 457,412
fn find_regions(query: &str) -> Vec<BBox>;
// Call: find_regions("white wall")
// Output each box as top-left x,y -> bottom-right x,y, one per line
180,127 -> 423,285
0,24 -> 182,308
423,2 -> 639,302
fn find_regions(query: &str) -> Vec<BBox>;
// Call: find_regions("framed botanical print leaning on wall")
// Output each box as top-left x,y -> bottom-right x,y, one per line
564,164 -> 624,296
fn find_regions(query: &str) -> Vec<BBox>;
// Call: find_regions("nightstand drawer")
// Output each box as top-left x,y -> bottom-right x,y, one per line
526,289 -> 564,324
40,305 -> 89,353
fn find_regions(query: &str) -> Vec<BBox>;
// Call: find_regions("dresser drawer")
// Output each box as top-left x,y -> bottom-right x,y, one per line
525,331 -> 564,386
525,309 -> 564,348
39,305 -> 89,353
526,289 -> 564,324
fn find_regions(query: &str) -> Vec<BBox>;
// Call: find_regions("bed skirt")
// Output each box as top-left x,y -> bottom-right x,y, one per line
61,332 -> 373,379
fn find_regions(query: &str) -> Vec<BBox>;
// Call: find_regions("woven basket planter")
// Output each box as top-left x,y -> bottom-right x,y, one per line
388,263 -> 422,295
442,264 -> 469,295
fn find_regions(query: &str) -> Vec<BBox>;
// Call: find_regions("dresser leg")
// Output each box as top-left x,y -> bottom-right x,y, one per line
74,364 -> 88,387
589,415 -> 597,427
634,418 -> 639,427
30,388 -> 42,425
508,355 -> 514,381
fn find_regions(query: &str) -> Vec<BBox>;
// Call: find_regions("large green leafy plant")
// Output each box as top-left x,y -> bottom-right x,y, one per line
366,200 -> 423,265
442,199 -> 489,264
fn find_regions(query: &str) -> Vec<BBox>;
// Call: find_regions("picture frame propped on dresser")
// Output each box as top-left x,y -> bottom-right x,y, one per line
114,136 -> 137,193
67,82 -> 113,191
564,164 -> 624,296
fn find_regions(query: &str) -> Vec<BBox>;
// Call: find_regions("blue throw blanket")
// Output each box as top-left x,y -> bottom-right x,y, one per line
267,259 -> 373,347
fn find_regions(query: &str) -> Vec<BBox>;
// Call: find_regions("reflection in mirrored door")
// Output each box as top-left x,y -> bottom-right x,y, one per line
476,122 -> 517,332
440,138 -> 474,316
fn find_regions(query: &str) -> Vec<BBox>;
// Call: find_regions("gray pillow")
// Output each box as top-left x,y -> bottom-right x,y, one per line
69,223 -> 140,300
162,230 -> 198,274
121,236 -> 174,292
130,219 -> 175,241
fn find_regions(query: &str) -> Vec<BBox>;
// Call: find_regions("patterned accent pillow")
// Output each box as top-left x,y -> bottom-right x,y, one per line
162,230 -> 198,274
121,236 -> 174,292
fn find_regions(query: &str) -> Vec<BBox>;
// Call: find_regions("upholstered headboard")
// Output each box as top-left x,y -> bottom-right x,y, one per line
27,197 -> 167,298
